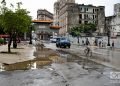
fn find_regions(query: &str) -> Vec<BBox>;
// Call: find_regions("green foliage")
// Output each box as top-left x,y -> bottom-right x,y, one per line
0,1 -> 32,34
15,9 -> 32,33
1,9 -> 32,34
0,1 -> 32,51
83,23 -> 96,33
0,38 -> 4,44
70,23 -> 97,37
70,26 -> 81,37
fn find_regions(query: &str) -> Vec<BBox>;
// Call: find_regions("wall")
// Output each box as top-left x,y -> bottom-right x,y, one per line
68,36 -> 120,48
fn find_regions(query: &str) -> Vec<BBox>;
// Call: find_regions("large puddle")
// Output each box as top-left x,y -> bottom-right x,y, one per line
0,48 -> 110,73
0,59 -> 52,71
0,48 -> 60,72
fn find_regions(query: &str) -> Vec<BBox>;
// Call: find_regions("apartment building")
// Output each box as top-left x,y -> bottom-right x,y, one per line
54,0 -> 105,35
106,3 -> 120,37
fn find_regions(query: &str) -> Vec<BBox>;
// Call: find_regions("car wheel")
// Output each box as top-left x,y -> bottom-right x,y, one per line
64,46 -> 66,48
68,46 -> 70,48
60,45 -> 62,48
56,45 -> 58,47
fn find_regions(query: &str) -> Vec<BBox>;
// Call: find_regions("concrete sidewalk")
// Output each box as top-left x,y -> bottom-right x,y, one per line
0,42 -> 36,64
61,44 -> 120,70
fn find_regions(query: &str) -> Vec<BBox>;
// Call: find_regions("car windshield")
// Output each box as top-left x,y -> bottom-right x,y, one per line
61,38 -> 66,40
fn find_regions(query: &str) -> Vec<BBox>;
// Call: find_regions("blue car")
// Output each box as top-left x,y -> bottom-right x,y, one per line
56,37 -> 71,48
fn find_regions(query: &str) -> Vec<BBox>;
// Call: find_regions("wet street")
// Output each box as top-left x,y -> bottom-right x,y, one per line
0,43 -> 120,86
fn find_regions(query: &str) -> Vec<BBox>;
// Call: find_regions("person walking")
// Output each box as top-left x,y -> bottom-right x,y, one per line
82,40 -> 85,46
94,38 -> 98,46
112,41 -> 114,50
86,38 -> 90,46
99,41 -> 101,48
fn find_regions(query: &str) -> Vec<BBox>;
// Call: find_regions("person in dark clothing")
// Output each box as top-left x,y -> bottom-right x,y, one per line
112,41 -> 114,49
94,38 -> 98,46
99,41 -> 101,47
82,40 -> 85,46
86,38 -> 90,46
86,40 -> 90,45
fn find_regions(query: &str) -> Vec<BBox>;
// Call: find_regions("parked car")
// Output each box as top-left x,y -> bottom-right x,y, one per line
50,37 -> 61,43
56,37 -> 71,48
50,38 -> 57,43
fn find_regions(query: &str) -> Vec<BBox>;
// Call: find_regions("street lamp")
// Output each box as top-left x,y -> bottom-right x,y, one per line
107,29 -> 110,46
29,25 -> 32,44
105,17 -> 110,46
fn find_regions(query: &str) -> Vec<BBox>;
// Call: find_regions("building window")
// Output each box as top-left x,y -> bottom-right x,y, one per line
85,21 -> 88,24
84,14 -> 86,19
95,15 -> 97,18
93,15 -> 94,19
79,14 -> 82,19
80,8 -> 82,11
96,9 -> 99,11
93,9 -> 94,13
79,20 -> 82,24
87,15 -> 88,18
87,8 -> 88,11
84,8 -> 86,12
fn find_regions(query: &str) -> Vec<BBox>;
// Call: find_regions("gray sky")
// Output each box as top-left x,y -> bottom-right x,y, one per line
6,0 -> 120,19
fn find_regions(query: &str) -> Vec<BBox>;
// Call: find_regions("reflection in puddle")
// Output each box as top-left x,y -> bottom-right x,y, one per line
0,47 -> 107,73
0,59 -> 52,71
0,48 -> 61,72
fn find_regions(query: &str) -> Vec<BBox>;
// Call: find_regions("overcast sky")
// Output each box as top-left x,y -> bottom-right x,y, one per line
5,0 -> 120,19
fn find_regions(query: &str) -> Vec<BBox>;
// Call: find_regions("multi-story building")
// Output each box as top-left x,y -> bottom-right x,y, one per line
54,0 -> 105,36
114,3 -> 120,16
37,9 -> 53,20
33,9 -> 61,40
105,3 -> 120,37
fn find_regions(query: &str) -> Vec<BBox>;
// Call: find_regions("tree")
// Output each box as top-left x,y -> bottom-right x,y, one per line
0,1 -> 32,53
79,23 -> 97,35
12,9 -> 31,48
70,26 -> 81,44
70,23 -> 97,44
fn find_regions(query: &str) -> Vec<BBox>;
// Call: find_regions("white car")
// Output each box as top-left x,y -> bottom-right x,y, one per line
50,38 -> 57,43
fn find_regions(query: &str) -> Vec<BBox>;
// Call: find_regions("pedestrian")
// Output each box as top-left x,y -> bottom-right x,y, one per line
99,41 -> 101,48
82,40 -> 84,46
112,41 -> 114,49
86,38 -> 90,46
101,40 -> 105,48
94,38 -> 98,46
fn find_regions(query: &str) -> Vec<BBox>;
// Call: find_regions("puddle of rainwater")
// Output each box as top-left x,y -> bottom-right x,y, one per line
0,48 -> 62,72
0,47 -> 107,73
0,59 -> 52,71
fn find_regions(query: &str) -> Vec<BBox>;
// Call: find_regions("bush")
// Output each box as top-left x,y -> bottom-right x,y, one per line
0,38 -> 4,44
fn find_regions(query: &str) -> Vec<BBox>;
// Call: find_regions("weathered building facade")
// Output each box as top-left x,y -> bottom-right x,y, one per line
37,9 -> 53,20
54,0 -> 105,35
33,9 -> 60,40
105,3 -> 120,37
